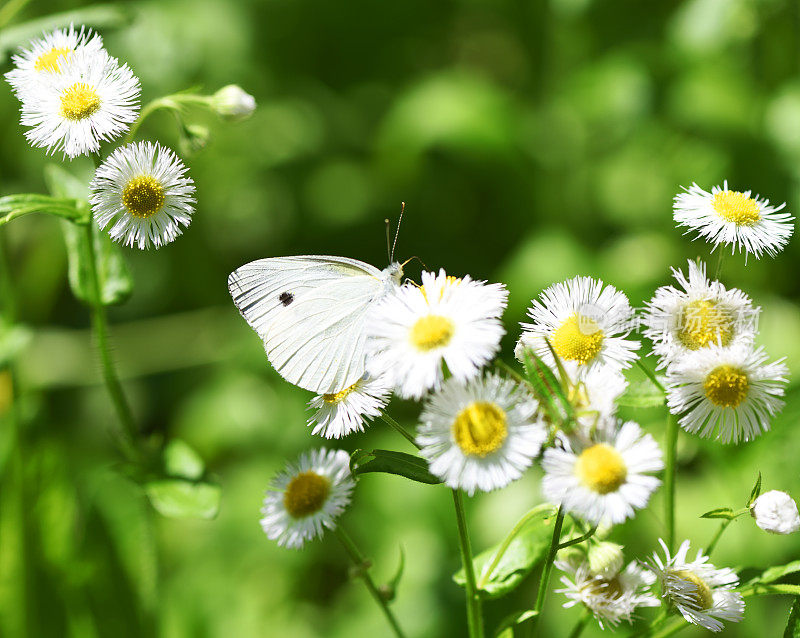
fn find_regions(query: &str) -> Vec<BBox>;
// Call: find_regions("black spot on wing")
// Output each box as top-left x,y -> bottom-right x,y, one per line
279,291 -> 294,306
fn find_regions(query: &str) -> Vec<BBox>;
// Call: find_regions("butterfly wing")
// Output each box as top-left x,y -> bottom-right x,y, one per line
228,256 -> 387,393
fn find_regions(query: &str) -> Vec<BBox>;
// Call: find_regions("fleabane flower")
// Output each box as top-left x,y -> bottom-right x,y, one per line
516,276 -> 639,377
643,260 -> 757,369
674,181 -> 794,259
416,373 -> 546,495
307,374 -> 390,439
20,47 -> 140,158
366,270 -> 507,399
665,344 -> 788,443
647,539 -> 744,632
750,490 -> 800,534
5,24 -> 104,100
90,141 -> 196,249
542,419 -> 663,525
260,448 -> 354,549
556,557 -> 659,628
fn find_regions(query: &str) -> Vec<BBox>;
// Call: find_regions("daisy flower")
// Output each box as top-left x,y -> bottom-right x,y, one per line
665,343 -> 788,443
20,47 -> 140,158
260,448 -> 354,549
674,181 -> 794,259
516,276 -> 639,376
647,538 -> 744,632
90,141 -> 196,249
366,269 -> 507,399
542,419 -> 663,525
307,374 -> 391,439
642,260 -> 757,369
416,374 -> 546,495
5,24 -> 104,100
556,557 -> 659,628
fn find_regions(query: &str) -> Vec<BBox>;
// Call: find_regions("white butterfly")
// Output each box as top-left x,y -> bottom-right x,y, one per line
228,256 -> 404,394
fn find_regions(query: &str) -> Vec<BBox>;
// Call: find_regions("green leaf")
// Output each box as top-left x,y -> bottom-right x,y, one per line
700,507 -> 736,519
61,222 -> 134,306
350,449 -> 441,485
494,610 -> 539,637
453,508 -> 557,599
164,440 -> 205,481
784,598 -> 800,638
520,348 -> 569,421
753,560 -> 800,586
748,472 -> 762,507
617,379 -> 666,408
144,479 -> 221,519
380,546 -> 405,602
0,193 -> 85,226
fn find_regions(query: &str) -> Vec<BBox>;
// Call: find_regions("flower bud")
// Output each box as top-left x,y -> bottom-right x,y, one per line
211,85 -> 256,122
750,490 -> 800,534
587,541 -> 624,579
180,124 -> 210,155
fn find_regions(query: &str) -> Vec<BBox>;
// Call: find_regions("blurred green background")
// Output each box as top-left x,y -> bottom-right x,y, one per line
2,0 -> 800,635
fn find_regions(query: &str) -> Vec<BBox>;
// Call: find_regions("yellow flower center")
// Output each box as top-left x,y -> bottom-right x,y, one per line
552,314 -> 604,365
121,176 -> 166,219
575,444 -> 627,494
677,299 -> 734,350
581,575 -> 624,600
673,570 -> 714,610
322,380 -> 360,404
35,47 -> 71,72
452,401 -> 508,457
59,82 -> 101,121
712,190 -> 761,226
283,471 -> 331,518
410,315 -> 454,351
703,365 -> 749,408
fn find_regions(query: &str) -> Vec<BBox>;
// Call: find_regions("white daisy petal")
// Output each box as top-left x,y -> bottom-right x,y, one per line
516,276 -> 639,376
417,373 -> 547,495
542,419 -> 663,525
307,374 -> 391,439
673,181 -> 794,259
260,448 -> 354,549
90,141 -> 196,250
646,538 -> 744,632
665,343 -> 788,443
20,47 -> 140,158
366,270 -> 508,400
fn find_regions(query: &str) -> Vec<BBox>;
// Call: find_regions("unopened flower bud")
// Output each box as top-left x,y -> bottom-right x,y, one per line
587,542 -> 624,579
751,490 -> 800,534
211,85 -> 256,122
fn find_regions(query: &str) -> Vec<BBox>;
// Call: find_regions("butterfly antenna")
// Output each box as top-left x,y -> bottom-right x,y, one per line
384,218 -> 392,262
391,202 -> 404,262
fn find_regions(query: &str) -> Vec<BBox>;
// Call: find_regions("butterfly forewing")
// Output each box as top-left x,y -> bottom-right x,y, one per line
227,256 -> 387,393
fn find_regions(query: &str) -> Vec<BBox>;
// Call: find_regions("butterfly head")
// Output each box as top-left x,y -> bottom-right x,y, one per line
383,261 -> 404,286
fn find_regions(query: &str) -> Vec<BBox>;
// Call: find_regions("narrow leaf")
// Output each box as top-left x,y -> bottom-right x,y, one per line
754,561 -> 800,586
700,507 -> 736,520
350,449 -> 441,485
748,472 -> 762,507
144,479 -> 221,519
494,610 -> 539,637
520,349 -> 568,421
784,598 -> 800,638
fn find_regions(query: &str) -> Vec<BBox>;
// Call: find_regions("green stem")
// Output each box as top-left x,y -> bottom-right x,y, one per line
705,519 -> 732,558
125,94 -> 211,143
452,490 -> 484,638
380,413 -> 420,450
83,222 -> 140,462
636,360 -> 666,394
568,609 -> 592,638
334,527 -> 408,638
477,504 -> 555,589
650,618 -> 687,638
664,414 -> 679,552
557,522 -> 598,550
530,505 -> 566,629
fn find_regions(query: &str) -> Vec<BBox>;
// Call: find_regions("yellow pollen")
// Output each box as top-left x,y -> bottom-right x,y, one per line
673,570 -> 714,610
552,314 -> 604,365
712,190 -> 761,226
35,47 -> 71,72
452,401 -> 508,457
283,471 -> 331,518
410,315 -> 454,351
59,82 -> 101,121
677,299 -> 734,350
575,444 -> 627,494
121,175 -> 165,219
419,276 -> 461,302
322,380 -> 360,404
703,365 -> 749,408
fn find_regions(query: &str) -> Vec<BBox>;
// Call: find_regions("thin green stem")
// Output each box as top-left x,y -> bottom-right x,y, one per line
380,413 -> 421,449
664,414 -> 679,552
452,490 -> 484,638
125,94 -> 211,143
568,609 -> 592,638
83,222 -> 140,462
557,522 -> 598,550
705,519 -> 732,558
530,505 -> 566,629
477,504 -> 555,588
334,527 -> 407,638
636,360 -> 666,394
